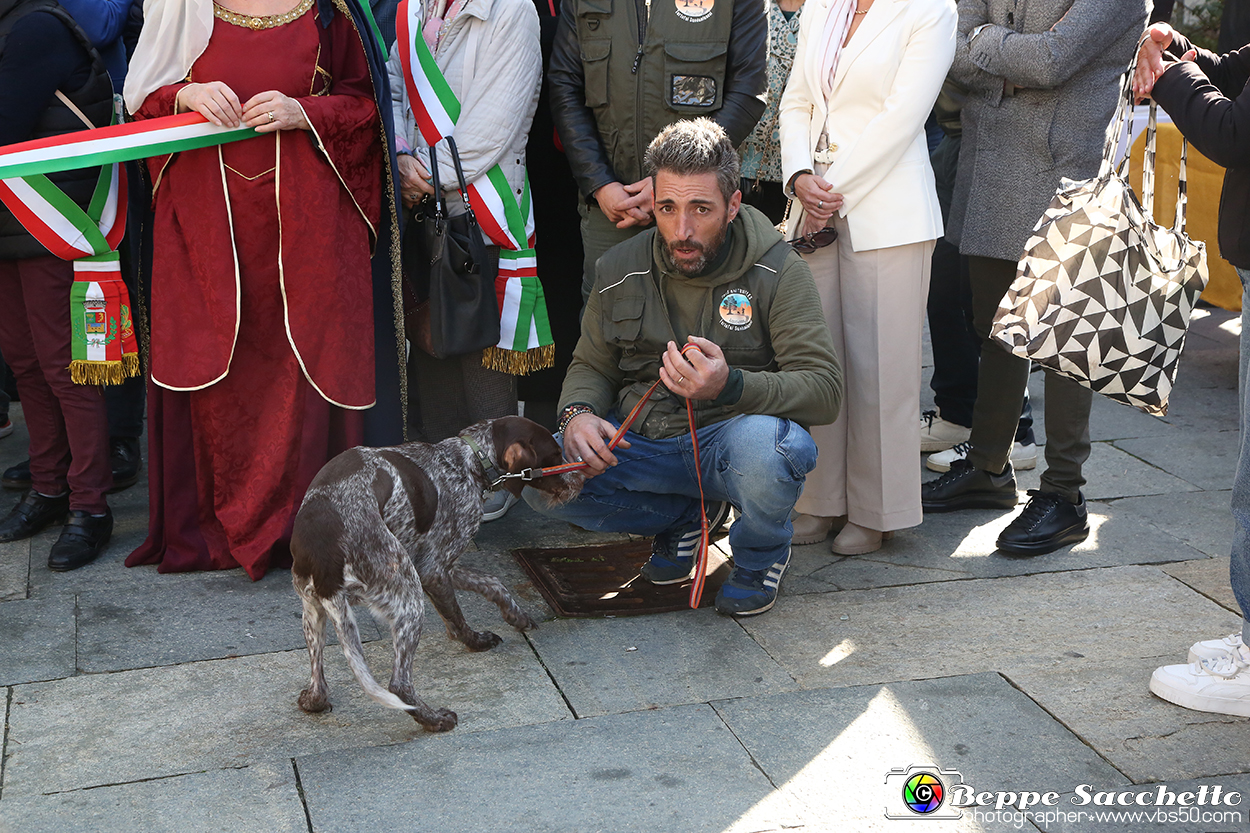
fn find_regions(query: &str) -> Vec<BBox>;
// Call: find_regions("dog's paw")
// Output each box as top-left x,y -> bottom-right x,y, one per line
416,707 -> 458,732
466,630 -> 503,652
297,689 -> 332,714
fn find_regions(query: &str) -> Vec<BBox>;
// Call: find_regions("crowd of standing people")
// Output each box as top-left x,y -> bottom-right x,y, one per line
0,0 -> 1247,717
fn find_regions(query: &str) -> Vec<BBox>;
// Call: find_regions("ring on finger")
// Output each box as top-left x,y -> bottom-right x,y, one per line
268,111 -> 276,123
818,199 -> 823,208
575,456 -> 584,463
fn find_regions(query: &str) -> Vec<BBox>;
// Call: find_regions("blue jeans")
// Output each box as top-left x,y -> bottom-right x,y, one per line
524,414 -> 818,572
1233,269 -> 1250,641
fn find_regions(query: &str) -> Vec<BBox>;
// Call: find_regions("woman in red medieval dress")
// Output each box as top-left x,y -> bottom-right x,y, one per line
122,0 -> 402,579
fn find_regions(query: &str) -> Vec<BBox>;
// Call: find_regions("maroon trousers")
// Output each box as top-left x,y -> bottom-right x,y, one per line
0,255 -> 111,512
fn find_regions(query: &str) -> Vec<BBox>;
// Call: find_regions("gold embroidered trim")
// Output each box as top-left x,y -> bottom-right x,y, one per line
213,0 -> 314,30
225,163 -> 276,180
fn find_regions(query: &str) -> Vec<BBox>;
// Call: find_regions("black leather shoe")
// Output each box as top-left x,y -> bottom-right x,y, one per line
108,437 -> 141,493
2,458 -> 31,490
48,509 -> 113,572
921,458 -> 1017,512
996,490 -> 1089,556
0,490 -> 69,542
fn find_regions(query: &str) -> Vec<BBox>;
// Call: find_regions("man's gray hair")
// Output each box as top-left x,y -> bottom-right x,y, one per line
644,118 -> 740,203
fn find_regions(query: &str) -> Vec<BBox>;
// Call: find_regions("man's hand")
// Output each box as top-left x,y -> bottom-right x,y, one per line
659,337 -> 729,401
594,178 -> 654,228
563,413 -> 630,477
1133,24 -> 1195,100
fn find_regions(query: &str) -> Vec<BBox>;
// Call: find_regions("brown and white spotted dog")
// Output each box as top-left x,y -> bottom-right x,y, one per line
291,416 -> 583,732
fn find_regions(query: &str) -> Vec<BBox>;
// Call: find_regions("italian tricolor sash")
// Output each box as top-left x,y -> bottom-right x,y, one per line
397,0 -> 554,373
0,109 -> 259,384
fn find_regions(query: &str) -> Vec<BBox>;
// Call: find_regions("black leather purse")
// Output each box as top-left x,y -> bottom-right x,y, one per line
402,136 -> 500,359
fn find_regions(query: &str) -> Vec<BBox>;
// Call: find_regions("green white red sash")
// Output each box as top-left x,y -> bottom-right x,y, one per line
0,111 -> 258,384
397,0 -> 554,373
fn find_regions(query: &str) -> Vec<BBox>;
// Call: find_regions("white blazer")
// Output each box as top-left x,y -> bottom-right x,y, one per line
779,0 -> 956,252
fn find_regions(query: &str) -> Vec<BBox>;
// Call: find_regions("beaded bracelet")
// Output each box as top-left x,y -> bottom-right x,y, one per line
558,405 -> 595,434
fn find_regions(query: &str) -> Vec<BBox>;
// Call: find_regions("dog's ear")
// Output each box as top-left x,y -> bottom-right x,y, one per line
500,439 -> 536,497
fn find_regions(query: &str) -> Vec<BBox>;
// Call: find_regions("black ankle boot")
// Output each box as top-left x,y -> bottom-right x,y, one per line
48,509 -> 113,572
0,490 -> 69,542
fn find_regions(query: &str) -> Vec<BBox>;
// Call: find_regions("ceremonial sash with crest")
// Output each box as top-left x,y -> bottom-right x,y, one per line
0,109 -> 260,384
396,0 -> 554,373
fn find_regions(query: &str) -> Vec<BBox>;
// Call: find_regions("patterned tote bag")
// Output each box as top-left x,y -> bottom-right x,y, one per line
989,62 -> 1208,416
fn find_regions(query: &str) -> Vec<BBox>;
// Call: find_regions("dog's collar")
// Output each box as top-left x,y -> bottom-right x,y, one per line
459,433 -> 543,488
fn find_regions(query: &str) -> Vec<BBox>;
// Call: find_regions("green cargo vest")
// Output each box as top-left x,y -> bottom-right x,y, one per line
575,0 -> 735,187
595,229 -> 791,439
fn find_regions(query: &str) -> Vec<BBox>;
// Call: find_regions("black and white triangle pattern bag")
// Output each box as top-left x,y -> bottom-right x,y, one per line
990,61 -> 1208,416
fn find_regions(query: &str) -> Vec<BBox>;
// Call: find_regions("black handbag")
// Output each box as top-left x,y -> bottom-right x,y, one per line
402,136 -> 500,359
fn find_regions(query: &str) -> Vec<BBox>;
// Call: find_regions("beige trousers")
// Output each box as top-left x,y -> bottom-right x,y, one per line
793,214 -> 934,531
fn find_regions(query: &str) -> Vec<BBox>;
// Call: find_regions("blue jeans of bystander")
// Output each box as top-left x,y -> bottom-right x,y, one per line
523,414 -> 817,572
1231,268 -> 1250,641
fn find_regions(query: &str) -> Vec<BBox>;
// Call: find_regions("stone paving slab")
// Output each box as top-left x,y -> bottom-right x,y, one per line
0,761 -> 307,833
818,498 -> 1209,588
0,597 -> 75,686
1080,443 -> 1202,501
75,574 -> 381,673
528,608 -> 797,717
1008,652 -> 1250,784
739,566 -> 1239,690
1036,775 -> 1250,832
712,673 -> 1126,832
296,703 -> 806,833
1114,431 -> 1239,492
4,634 -> 569,796
0,540 -> 27,601
1110,490 -> 1235,559
1161,556 -> 1240,614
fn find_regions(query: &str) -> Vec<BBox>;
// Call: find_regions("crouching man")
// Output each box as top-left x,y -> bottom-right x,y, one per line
525,119 -> 842,616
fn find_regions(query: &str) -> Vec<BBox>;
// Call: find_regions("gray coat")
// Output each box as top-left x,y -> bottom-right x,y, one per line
947,0 -> 1149,261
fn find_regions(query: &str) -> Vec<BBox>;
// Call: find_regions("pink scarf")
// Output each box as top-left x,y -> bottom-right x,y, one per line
422,0 -> 466,53
819,0 -> 858,98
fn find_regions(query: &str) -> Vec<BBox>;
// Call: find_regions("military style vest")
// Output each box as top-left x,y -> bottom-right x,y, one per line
595,228 -> 791,438
574,0 -> 735,186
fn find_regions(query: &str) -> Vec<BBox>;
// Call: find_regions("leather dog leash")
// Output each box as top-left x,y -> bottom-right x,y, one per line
483,343 -> 713,609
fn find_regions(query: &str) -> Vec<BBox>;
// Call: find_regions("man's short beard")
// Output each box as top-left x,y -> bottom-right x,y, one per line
664,222 -> 728,276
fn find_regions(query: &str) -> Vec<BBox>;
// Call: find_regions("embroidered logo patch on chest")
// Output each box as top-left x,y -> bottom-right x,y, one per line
719,289 -> 753,331
675,0 -> 714,22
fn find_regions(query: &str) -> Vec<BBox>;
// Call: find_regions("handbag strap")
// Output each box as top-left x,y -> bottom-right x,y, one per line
444,135 -> 475,215
1099,55 -> 1191,234
426,139 -> 444,214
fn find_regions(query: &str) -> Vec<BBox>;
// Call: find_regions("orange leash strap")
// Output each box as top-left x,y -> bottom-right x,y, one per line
534,346 -> 710,610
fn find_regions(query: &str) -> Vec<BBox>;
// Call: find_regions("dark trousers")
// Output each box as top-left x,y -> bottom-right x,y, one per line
965,255 -> 1091,501
928,133 -> 1033,442
0,255 -> 111,511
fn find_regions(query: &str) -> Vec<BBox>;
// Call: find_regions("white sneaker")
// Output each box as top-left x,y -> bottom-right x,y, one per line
0,420 -> 11,439
1150,655 -> 1250,718
481,490 -> 518,522
1188,633 -> 1249,665
920,410 -> 971,452
925,441 -> 1038,473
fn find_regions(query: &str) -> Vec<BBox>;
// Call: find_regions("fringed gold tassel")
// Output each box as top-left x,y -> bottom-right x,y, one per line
69,356 -> 142,386
481,343 -> 555,376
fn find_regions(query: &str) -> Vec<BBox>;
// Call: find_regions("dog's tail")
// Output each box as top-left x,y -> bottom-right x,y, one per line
323,596 -> 416,714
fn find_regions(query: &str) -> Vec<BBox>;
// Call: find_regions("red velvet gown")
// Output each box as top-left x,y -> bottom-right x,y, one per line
126,6 -> 382,579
